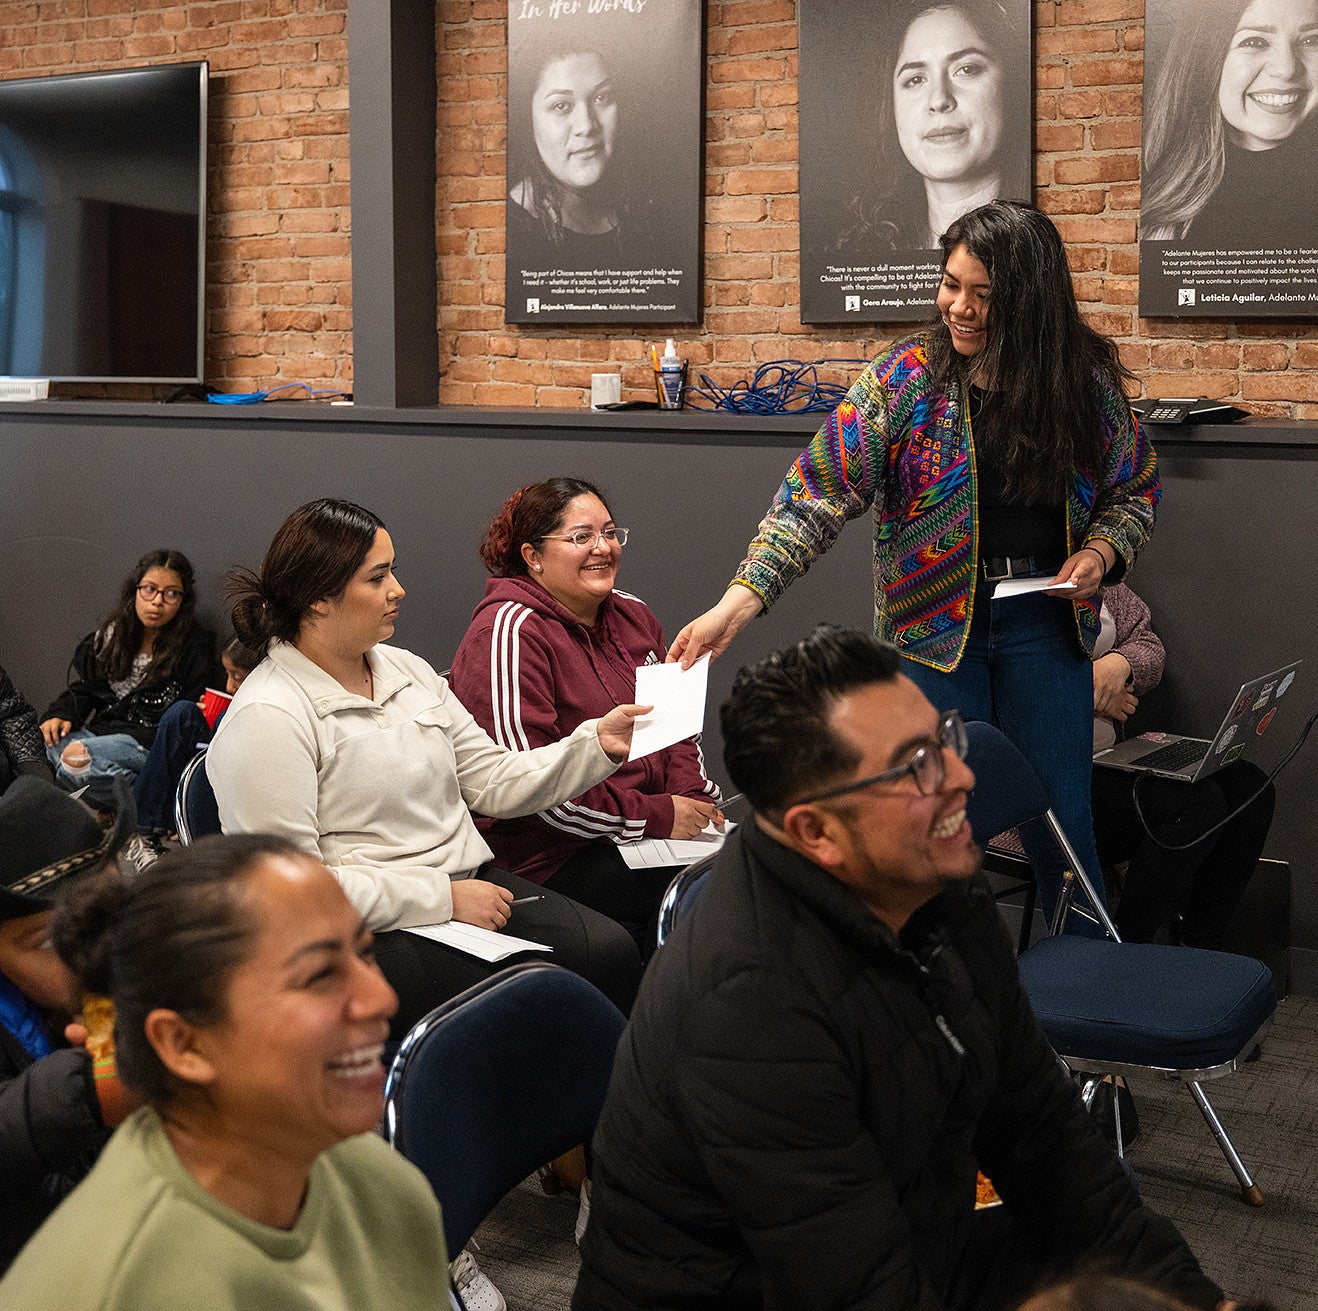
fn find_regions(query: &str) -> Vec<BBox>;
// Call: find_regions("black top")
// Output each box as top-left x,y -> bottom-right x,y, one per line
1188,126 -> 1318,249
41,627 -> 221,748
0,1025 -> 109,1273
575,822 -> 1221,1311
971,387 -> 1064,565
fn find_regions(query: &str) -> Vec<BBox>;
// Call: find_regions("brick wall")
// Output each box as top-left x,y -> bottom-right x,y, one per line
4,1 -> 1314,413
440,0 -> 1318,415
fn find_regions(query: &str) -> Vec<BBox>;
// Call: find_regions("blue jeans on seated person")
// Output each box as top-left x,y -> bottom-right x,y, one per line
902,578 -> 1107,937
47,728 -> 148,808
132,700 -> 214,835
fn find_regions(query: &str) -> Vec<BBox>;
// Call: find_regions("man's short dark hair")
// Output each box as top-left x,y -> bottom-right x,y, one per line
720,625 -> 901,822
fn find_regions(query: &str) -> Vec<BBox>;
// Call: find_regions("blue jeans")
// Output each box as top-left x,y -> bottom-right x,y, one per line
903,578 -> 1106,935
132,701 -> 214,835
47,728 -> 148,808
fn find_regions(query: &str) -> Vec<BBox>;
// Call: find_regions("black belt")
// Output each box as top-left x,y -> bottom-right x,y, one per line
982,555 -> 1057,582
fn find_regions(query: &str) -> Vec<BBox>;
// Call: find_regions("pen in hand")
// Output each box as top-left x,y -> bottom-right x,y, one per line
510,896 -> 544,906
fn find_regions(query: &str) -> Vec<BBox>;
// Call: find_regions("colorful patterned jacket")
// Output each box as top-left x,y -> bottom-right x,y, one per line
733,335 -> 1161,672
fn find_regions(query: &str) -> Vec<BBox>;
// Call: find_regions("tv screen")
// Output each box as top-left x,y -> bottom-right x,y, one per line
0,61 -> 207,384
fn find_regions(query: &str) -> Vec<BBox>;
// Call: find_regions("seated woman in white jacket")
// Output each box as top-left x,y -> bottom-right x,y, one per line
207,499 -> 647,1035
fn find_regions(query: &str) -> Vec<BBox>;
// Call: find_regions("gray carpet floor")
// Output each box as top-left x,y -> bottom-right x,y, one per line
472,993 -> 1318,1310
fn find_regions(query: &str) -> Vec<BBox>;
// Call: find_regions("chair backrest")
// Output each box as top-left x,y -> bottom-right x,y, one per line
656,851 -> 718,948
382,960 -> 626,1256
963,721 -> 1118,939
174,749 -> 221,845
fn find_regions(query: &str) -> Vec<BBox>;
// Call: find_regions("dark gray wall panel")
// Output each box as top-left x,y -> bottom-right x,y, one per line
3,409 -> 1314,971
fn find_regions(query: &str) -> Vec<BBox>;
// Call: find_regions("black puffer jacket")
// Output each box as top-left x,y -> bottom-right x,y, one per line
0,1025 -> 109,1272
0,664 -> 50,785
575,823 -> 1221,1311
42,627 -> 219,747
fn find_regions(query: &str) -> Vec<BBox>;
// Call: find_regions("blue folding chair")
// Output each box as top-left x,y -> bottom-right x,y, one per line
964,721 -> 1276,1205
174,749 -> 221,844
382,960 -> 626,1255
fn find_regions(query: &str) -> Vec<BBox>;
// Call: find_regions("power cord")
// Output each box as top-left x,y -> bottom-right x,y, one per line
206,381 -> 347,405
684,358 -> 869,414
1132,708 -> 1317,850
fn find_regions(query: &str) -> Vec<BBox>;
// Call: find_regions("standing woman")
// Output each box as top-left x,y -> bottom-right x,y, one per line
206,499 -> 646,1034
40,550 -> 219,807
450,479 -> 723,957
672,202 -> 1160,921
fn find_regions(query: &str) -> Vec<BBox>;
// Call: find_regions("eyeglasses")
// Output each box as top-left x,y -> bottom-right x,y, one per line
795,711 -> 969,806
137,583 -> 185,604
539,527 -> 630,550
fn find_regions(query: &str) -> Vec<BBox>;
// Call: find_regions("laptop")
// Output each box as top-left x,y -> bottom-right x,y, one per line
1094,661 -> 1301,783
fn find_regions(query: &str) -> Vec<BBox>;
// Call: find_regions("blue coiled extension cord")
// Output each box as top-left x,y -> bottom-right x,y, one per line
683,358 -> 870,414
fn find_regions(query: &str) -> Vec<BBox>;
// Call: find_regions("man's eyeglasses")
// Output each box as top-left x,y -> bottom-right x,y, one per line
795,711 -> 969,806
539,527 -> 630,550
137,583 -> 185,604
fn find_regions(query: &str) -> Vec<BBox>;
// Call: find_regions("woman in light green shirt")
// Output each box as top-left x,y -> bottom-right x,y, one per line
0,834 -> 451,1310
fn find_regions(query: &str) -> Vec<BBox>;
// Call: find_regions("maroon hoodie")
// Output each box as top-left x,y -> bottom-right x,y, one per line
449,575 -> 720,883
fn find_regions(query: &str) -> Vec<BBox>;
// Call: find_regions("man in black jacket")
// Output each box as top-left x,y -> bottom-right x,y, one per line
574,627 -> 1222,1311
0,777 -> 134,1271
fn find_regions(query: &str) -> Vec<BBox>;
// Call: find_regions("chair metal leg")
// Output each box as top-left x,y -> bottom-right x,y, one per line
1187,1080 -> 1265,1206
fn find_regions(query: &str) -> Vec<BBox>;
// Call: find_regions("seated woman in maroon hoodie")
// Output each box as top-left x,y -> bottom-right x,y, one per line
450,478 -> 722,955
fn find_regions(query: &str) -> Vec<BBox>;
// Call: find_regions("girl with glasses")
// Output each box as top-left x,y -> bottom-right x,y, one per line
39,550 -> 220,807
450,479 -> 723,959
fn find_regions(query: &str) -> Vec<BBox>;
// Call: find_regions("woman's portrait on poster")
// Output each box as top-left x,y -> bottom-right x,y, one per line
507,34 -> 656,273
832,0 -> 1032,255
1142,0 -> 1318,244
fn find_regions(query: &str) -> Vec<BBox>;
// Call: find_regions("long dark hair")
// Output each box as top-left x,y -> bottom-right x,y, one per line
95,549 -> 198,685
1139,0 -> 1314,239
479,477 -> 612,578
834,0 -> 1030,254
925,201 -> 1133,502
52,835 -> 298,1106
506,35 -> 637,246
226,499 -> 385,658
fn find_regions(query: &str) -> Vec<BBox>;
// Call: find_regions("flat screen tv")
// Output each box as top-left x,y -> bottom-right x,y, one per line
0,61 -> 207,384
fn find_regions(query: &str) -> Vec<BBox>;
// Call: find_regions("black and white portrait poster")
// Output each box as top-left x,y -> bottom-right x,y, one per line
1140,0 -> 1318,318
504,0 -> 702,325
798,0 -> 1032,324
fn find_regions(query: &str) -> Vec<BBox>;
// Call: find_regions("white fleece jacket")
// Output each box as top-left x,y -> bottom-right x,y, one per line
207,640 -> 618,931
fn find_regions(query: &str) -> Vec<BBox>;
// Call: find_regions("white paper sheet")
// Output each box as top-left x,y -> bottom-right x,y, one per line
402,920 -> 552,962
991,578 -> 1078,599
629,653 -> 710,761
618,820 -> 734,869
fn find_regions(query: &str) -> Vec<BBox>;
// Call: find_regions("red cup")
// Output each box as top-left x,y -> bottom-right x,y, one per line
200,687 -> 233,728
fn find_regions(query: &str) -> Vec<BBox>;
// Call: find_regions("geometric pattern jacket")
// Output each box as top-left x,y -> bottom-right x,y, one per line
733,334 -> 1161,671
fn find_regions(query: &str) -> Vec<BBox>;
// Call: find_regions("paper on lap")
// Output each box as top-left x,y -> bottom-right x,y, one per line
629,653 -> 710,762
619,820 -> 734,870
403,920 -> 552,962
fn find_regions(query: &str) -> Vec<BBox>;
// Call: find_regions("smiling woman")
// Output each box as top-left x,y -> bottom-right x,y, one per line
1142,0 -> 1318,241
672,201 -> 1159,931
0,835 -> 451,1309
450,479 -> 723,957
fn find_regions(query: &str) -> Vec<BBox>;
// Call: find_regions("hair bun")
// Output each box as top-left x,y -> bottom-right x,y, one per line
51,862 -> 129,997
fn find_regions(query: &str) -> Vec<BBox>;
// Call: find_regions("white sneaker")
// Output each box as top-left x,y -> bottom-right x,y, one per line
124,833 -> 165,872
449,1248 -> 506,1311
